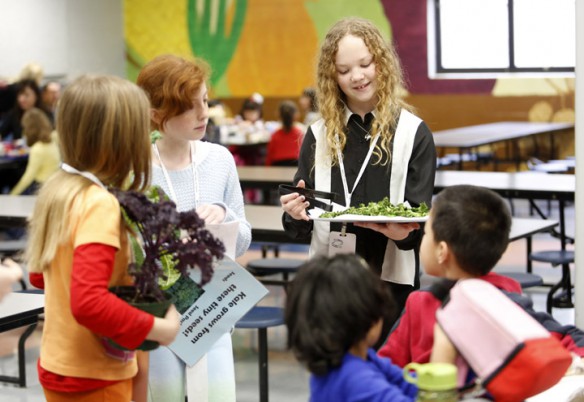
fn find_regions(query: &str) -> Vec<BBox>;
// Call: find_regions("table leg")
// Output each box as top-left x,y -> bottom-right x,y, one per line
0,323 -> 37,387
528,198 -> 575,244
526,237 -> 533,274
513,139 -> 521,171
559,200 -> 566,250
458,149 -> 463,170
532,136 -> 540,159
549,133 -> 555,160
529,199 -> 548,219
259,328 -> 269,402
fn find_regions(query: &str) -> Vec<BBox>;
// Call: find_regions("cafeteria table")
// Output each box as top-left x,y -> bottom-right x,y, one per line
0,292 -> 44,387
433,121 -> 574,170
244,204 -> 557,260
434,171 -> 574,248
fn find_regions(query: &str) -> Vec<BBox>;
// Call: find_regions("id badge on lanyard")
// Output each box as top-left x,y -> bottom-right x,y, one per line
329,223 -> 356,256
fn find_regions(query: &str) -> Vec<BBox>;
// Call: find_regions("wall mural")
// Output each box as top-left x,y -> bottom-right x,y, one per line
125,0 -> 574,103
186,0 -> 247,89
126,0 -> 390,97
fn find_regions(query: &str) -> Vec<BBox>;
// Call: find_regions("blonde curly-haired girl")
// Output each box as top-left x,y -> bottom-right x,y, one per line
281,17 -> 437,340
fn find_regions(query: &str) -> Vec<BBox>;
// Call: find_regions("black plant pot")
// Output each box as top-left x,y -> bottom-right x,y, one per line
109,286 -> 174,351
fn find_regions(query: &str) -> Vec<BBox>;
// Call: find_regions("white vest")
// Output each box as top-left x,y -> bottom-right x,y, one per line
310,109 -> 422,285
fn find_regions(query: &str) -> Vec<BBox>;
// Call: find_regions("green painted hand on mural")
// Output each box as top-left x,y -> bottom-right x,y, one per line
187,0 -> 247,86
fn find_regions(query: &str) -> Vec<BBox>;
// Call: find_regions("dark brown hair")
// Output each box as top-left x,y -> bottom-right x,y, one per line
431,185 -> 511,275
279,100 -> 298,131
239,98 -> 263,119
285,254 -> 395,375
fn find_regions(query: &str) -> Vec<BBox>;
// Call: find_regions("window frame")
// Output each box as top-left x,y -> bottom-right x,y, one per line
428,0 -> 575,78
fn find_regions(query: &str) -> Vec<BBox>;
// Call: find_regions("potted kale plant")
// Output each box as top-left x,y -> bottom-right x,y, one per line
109,186 -> 225,350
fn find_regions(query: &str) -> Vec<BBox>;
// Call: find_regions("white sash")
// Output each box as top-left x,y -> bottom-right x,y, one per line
382,110 -> 421,284
312,110 -> 422,285
310,119 -> 331,259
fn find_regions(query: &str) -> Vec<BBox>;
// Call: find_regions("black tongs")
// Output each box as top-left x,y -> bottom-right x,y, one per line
279,184 -> 342,212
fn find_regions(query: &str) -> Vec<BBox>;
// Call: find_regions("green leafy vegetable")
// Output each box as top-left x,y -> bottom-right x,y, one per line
320,197 -> 429,219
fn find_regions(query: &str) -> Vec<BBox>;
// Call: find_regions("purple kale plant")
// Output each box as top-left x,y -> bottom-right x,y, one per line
110,187 -> 225,302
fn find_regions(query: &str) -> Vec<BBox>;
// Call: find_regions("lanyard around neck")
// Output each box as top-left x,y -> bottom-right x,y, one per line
336,134 -> 380,208
61,163 -> 106,189
152,141 -> 199,206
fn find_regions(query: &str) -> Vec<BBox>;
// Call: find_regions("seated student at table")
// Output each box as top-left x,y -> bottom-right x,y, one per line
265,100 -> 303,166
10,108 -> 60,195
0,79 -> 52,140
232,95 -> 266,168
0,62 -> 44,119
378,185 -> 584,368
41,81 -> 62,121
236,93 -> 264,126
285,254 -> 418,402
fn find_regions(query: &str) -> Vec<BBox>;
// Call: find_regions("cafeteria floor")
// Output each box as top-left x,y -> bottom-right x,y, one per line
0,199 -> 576,402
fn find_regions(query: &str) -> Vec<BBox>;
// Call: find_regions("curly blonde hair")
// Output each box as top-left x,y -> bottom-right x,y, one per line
316,17 -> 411,166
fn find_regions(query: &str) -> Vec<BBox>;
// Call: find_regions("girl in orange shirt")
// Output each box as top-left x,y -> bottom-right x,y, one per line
26,75 -> 180,402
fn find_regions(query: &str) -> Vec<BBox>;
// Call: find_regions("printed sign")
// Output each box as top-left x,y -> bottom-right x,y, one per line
168,255 -> 269,366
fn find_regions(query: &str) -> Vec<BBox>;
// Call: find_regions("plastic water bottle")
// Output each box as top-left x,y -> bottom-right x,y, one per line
403,362 -> 458,402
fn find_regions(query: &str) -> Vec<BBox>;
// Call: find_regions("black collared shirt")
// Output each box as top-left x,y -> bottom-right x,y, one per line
283,110 -> 436,277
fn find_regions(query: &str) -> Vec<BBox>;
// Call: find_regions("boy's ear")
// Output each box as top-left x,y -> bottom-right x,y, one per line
437,241 -> 450,265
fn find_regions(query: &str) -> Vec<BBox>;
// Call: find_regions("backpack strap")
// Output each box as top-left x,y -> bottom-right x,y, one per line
428,279 -> 457,305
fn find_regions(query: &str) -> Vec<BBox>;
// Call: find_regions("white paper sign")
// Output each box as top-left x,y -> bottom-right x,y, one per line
168,255 -> 269,366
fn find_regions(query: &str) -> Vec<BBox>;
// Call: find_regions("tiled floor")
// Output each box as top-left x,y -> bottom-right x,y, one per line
0,199 -> 576,402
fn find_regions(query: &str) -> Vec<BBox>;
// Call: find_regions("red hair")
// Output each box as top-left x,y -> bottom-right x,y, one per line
137,54 -> 210,130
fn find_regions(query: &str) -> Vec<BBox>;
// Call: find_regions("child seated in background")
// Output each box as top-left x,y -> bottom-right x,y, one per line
10,107 -> 60,195
232,94 -> 265,168
237,95 -> 263,126
378,184 -> 584,367
265,100 -> 303,166
299,87 -> 320,126
285,254 -> 419,402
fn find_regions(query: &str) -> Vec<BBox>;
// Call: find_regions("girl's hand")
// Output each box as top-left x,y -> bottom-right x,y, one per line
0,259 -> 23,302
196,204 -> 226,225
353,221 -> 420,240
280,180 -> 310,221
148,304 -> 180,346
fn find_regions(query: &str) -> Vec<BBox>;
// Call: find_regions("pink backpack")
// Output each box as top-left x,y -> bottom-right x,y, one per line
435,279 -> 572,402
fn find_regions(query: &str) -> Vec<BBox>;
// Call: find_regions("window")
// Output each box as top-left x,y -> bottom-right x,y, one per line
428,0 -> 575,78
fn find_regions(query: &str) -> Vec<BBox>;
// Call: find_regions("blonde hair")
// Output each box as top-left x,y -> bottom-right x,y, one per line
21,108 -> 53,147
316,17 -> 410,166
18,62 -> 43,85
26,75 -> 152,273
